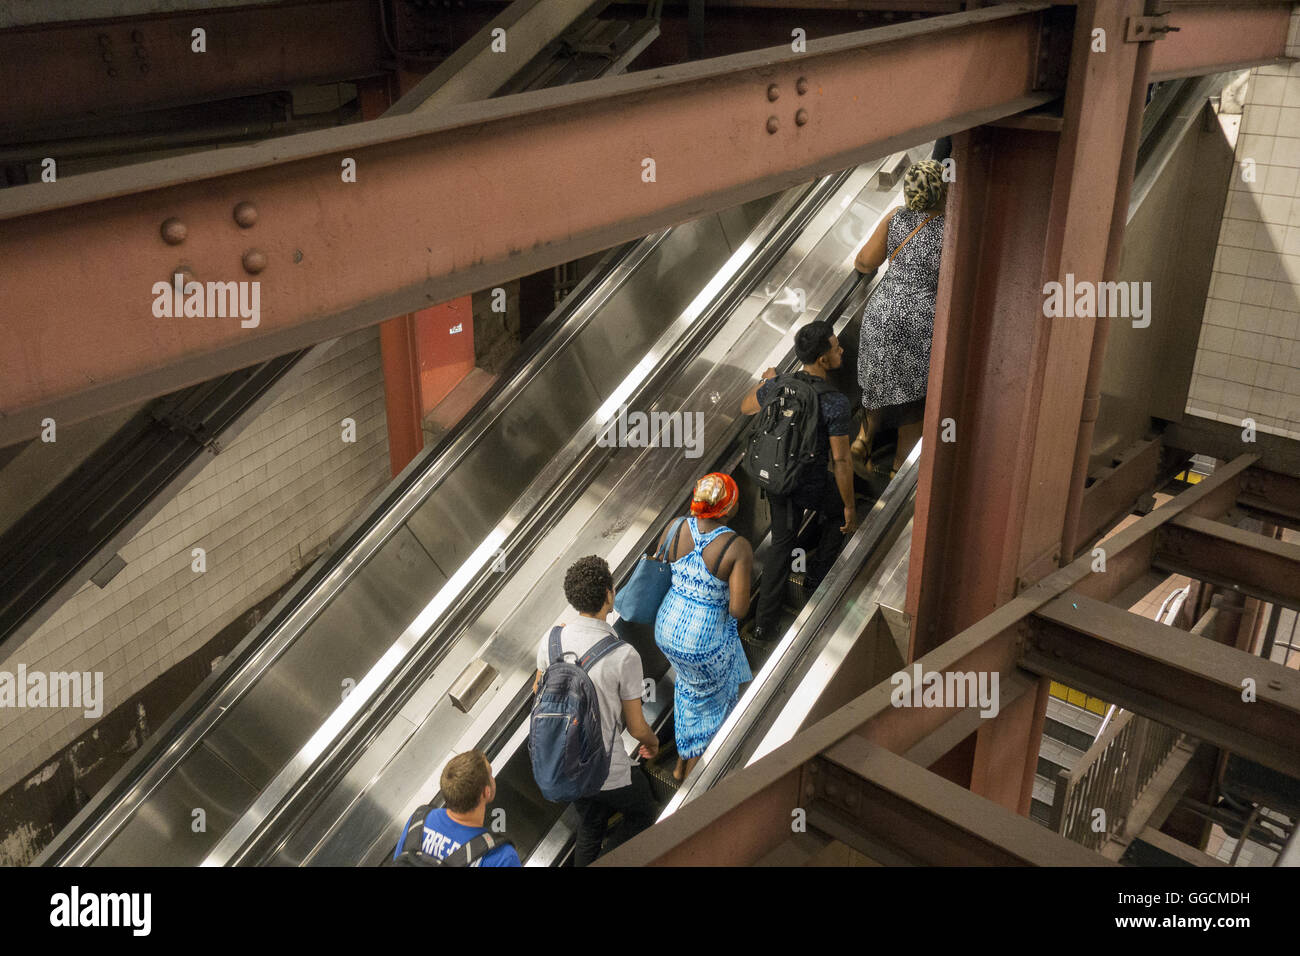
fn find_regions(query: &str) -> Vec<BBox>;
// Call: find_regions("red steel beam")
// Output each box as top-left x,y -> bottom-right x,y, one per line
1,4 -> 1288,449
359,76 -> 428,477
0,0 -> 386,132
1017,0 -> 1148,588
1025,591 -> 1300,779
0,5 -> 1058,445
1148,3 -> 1294,82
1155,513 -> 1300,610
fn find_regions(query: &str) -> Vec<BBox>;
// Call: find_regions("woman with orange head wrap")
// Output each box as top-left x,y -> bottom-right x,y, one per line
651,472 -> 754,782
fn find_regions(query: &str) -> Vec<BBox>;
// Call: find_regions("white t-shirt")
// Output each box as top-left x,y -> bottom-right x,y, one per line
535,615 -> 643,791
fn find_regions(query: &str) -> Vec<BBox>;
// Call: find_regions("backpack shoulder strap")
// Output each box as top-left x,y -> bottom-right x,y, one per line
760,374 -> 791,403
440,832 -> 515,867
396,804 -> 432,859
578,633 -> 625,673
547,625 -> 565,666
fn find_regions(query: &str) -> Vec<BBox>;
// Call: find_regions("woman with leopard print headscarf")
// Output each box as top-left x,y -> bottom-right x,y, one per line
850,158 -> 947,477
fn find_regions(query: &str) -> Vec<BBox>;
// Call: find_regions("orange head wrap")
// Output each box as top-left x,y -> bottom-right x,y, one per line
690,473 -> 738,520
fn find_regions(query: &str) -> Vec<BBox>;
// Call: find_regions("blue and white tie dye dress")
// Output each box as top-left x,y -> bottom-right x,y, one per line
654,517 -> 753,759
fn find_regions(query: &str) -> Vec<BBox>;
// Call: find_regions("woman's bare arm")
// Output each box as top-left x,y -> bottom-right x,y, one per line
854,207 -> 900,274
727,537 -> 754,619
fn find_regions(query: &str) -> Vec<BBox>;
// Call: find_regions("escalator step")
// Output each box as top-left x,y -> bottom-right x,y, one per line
643,742 -> 683,804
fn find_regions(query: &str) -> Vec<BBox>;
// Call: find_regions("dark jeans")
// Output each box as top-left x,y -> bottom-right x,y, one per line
572,770 -> 657,867
756,477 -> 846,636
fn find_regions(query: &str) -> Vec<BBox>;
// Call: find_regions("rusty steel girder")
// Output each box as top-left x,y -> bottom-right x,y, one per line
1148,3 -> 1294,82
809,735 -> 1113,866
1025,592 -> 1300,780
1154,513 -> 1300,611
0,0 -> 387,132
0,4 -> 1058,445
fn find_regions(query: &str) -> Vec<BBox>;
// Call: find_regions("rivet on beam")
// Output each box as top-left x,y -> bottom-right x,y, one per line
160,218 -> 187,245
767,83 -> 780,102
242,250 -> 267,275
233,201 -> 258,228
766,116 -> 779,134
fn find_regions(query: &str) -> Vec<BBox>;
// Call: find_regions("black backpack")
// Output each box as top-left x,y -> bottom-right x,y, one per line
742,372 -> 837,496
386,804 -> 515,867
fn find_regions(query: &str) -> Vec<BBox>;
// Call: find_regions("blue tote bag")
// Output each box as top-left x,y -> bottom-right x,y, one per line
614,517 -> 687,624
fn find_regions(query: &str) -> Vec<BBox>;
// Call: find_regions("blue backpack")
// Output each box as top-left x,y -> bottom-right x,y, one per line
529,626 -> 625,803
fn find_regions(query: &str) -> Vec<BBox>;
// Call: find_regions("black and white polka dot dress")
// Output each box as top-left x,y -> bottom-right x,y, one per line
858,207 -> 945,410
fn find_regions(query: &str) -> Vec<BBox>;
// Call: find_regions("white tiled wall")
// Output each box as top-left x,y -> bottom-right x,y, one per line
0,328 -> 390,794
1187,18 -> 1300,436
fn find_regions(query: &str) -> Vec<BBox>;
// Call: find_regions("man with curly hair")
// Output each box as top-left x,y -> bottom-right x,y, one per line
533,555 -> 659,865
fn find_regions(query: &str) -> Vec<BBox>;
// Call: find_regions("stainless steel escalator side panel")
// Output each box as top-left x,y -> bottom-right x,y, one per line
199,183 -> 837,865
264,707 -> 423,868
91,741 -> 262,867
200,525 -> 445,791
749,513 -> 914,758
38,235 -> 666,866
80,525 -> 445,865
404,345 -> 606,573
567,214 -> 738,397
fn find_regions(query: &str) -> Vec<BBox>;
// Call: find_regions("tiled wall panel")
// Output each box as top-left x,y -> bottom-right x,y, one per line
0,328 -> 390,794
1187,24 -> 1300,436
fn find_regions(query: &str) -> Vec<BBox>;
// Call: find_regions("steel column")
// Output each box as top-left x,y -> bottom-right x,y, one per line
1058,20 -> 1153,566
1018,0 -> 1146,584
906,124 -> 1062,653
357,78 -> 428,476
906,0 -> 1150,814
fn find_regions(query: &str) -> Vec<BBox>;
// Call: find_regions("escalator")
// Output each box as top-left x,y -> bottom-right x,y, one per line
37,146 -> 930,867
